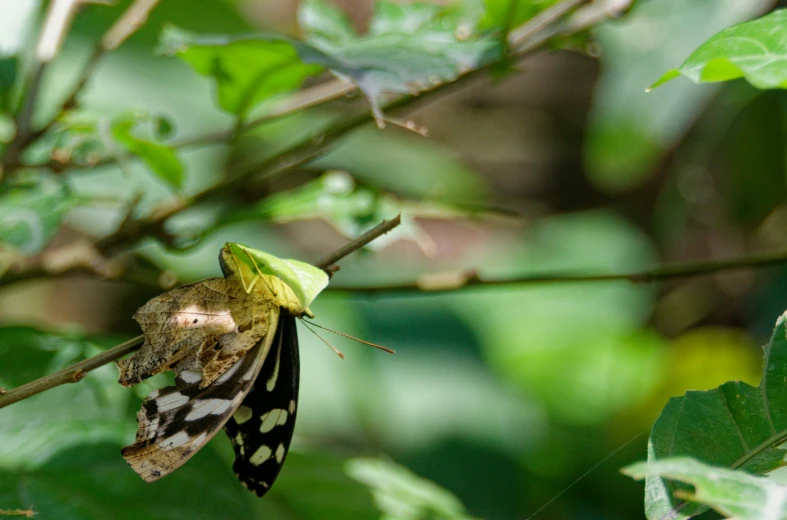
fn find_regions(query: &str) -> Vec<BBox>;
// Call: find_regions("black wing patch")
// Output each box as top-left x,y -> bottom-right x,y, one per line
224,313 -> 300,497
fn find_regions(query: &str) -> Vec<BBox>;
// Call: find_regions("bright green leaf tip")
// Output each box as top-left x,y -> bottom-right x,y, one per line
650,9 -> 787,92
225,242 -> 329,311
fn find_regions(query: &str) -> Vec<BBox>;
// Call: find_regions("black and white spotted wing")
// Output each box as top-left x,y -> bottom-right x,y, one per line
224,313 -> 300,497
121,307 -> 280,482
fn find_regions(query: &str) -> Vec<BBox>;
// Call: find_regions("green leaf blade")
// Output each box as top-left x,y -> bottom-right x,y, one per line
159,27 -> 328,116
651,9 -> 787,91
644,311 -> 787,518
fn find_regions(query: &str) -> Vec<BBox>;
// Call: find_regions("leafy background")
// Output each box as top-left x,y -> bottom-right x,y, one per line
1,0 -> 787,519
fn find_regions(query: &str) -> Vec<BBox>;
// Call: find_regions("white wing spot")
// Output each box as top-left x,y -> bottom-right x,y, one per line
185,398 -> 232,421
160,431 -> 190,450
156,392 -> 189,412
259,409 -> 288,433
216,358 -> 243,384
235,433 -> 244,446
179,370 -> 203,384
288,400 -> 296,414
234,405 -> 253,425
250,445 -> 272,465
275,443 -> 285,463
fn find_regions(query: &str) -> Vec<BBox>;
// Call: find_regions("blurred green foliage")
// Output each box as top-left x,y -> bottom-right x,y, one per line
1,0 -> 786,519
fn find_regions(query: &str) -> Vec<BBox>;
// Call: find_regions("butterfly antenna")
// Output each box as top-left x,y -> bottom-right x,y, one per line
300,319 -> 395,354
300,320 -> 345,359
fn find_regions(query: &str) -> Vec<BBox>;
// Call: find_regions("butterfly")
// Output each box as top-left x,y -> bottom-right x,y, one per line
117,243 -> 327,496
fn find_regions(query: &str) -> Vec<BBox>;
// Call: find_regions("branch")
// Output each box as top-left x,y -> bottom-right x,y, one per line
2,0 -> 162,174
0,335 -> 144,409
0,0 -> 88,174
0,217 -> 401,409
325,249 -> 787,295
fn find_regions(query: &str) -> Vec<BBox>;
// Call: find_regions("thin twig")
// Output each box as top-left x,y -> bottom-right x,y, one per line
0,0 -> 89,173
316,215 -> 401,269
0,335 -> 143,409
324,249 -> 787,295
3,0 -> 162,175
0,217 -> 402,409
508,0 -> 588,51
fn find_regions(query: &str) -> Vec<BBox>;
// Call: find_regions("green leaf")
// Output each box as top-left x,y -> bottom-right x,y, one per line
624,457 -> 787,520
300,0 -> 500,121
111,117 -> 185,190
0,0 -> 40,113
158,26 -> 328,116
650,10 -> 787,90
0,177 -> 75,254
299,0 -> 357,48
645,311 -> 787,519
346,458 -> 479,520
271,452 -> 379,520
585,1 -> 768,192
0,443 -> 268,520
0,328 -> 134,469
226,242 -> 329,310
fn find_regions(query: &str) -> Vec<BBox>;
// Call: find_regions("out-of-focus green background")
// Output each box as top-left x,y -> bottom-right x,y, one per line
1,0 -> 785,518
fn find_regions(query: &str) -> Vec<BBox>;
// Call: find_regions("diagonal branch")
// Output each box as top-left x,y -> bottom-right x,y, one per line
0,216 -> 401,410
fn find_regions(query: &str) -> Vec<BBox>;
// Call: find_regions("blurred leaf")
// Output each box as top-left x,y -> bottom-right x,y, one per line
481,0 -> 559,32
586,0 -> 770,192
0,0 -> 40,112
111,116 -> 185,190
222,171 -> 461,252
299,0 -> 357,48
0,443 -> 268,520
719,90 -> 787,228
645,311 -> 787,519
0,57 -> 16,113
0,328 -> 133,469
270,452 -> 379,520
624,457 -> 787,520
316,126 -> 488,202
346,457 -> 478,520
300,0 -> 500,121
650,10 -> 787,91
0,177 -> 75,254
158,26 -> 328,116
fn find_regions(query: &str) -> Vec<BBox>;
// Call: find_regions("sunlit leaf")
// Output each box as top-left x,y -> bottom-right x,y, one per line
645,311 -> 787,519
650,10 -> 787,90
300,0 -> 500,122
624,457 -> 787,520
158,26 -> 329,116
226,242 -> 329,310
0,177 -> 75,254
